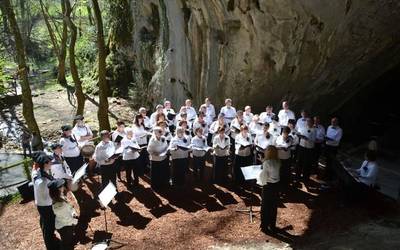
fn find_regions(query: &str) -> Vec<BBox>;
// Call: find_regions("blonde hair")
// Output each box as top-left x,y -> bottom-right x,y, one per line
264,145 -> 278,161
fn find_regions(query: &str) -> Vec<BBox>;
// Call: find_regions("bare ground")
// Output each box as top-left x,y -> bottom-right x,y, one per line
0,170 -> 399,250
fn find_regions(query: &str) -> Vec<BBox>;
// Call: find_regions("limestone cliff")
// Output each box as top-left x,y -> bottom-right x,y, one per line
130,0 -> 400,114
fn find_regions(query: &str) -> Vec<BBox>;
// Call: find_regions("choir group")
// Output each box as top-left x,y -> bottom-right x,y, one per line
32,97 -> 350,249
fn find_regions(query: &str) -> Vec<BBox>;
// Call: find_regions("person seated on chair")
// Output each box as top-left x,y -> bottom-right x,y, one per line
355,150 -> 379,188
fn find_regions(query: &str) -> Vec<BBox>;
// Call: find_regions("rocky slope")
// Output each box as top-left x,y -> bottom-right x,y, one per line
128,0 -> 400,114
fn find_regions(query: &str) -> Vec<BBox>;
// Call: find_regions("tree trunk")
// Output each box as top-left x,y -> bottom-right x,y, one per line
58,0 -> 68,86
87,5 -> 93,26
1,0 -> 43,150
39,0 -> 67,87
92,0 -> 110,131
65,0 -> 85,119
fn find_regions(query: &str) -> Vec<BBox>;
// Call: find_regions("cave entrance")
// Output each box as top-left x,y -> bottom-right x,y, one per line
337,63 -> 400,150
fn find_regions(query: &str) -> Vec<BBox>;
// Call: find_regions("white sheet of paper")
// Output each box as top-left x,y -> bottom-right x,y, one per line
159,149 -> 168,157
98,182 -> 117,208
115,146 -> 124,155
91,242 -> 108,250
72,163 -> 88,184
241,165 -> 262,181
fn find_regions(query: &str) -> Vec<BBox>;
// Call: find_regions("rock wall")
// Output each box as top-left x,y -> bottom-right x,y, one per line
131,0 -> 400,114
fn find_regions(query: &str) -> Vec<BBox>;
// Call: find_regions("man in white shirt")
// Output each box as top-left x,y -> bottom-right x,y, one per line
313,116 -> 325,172
72,115 -> 93,147
296,118 -> 316,182
60,125 -> 83,174
325,117 -> 343,180
278,101 -> 295,126
220,98 -> 237,125
204,97 -> 216,123
163,100 -> 176,133
185,99 -> 197,122
295,110 -> 308,131
259,105 -> 275,124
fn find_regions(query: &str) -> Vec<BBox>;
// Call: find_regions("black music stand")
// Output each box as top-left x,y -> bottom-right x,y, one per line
92,182 -> 124,249
235,165 -> 263,223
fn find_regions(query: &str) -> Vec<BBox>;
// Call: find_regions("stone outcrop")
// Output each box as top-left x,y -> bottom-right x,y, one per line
130,0 -> 400,114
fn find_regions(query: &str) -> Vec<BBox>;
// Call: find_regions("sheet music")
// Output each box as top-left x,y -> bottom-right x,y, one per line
159,149 -> 169,157
241,165 -> 263,181
192,146 -> 212,152
98,182 -> 117,208
114,146 -> 124,155
72,163 -> 88,184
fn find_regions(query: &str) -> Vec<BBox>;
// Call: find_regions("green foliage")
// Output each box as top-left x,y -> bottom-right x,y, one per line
0,57 -> 12,95
75,28 -> 97,75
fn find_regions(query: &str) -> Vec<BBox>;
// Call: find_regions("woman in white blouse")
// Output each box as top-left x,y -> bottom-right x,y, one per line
168,127 -> 191,186
233,125 -> 253,185
212,126 -> 231,183
257,146 -> 281,233
147,126 -> 170,189
191,127 -> 209,180
122,128 -> 142,187
275,126 -> 293,189
133,114 -> 151,174
48,178 -> 78,250
254,123 -> 275,164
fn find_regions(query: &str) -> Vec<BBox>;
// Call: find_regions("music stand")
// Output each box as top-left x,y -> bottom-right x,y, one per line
236,165 -> 263,223
92,182 -> 119,249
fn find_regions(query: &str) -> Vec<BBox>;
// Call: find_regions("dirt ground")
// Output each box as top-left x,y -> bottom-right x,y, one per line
1,90 -> 399,249
0,169 -> 399,250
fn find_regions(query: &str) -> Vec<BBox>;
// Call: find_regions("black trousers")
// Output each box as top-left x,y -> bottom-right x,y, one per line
207,133 -> 213,146
124,158 -> 141,185
296,146 -> 314,180
172,158 -> 188,186
100,163 -> 117,190
261,182 -> 280,230
115,157 -> 123,180
325,145 -> 339,180
280,158 -> 292,188
151,158 -> 170,189
313,142 -> 323,172
213,155 -> 228,182
254,149 -> 264,165
193,156 -> 205,180
58,225 -> 75,250
37,205 -> 57,250
234,154 -> 252,185
139,146 -> 150,173
22,143 -> 32,158
64,155 -> 84,174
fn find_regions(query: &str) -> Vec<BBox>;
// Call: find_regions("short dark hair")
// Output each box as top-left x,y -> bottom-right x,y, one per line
116,120 -> 125,126
282,126 -> 291,134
